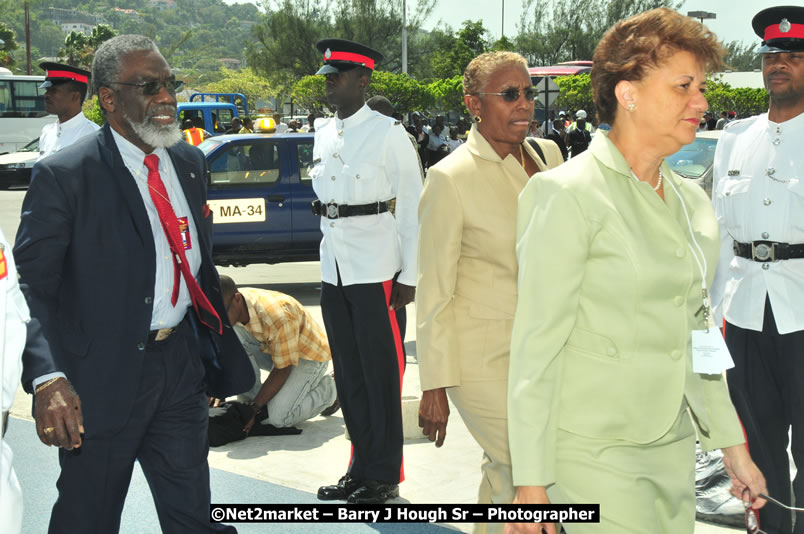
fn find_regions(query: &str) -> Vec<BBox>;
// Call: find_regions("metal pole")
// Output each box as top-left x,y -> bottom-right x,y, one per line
402,0 -> 408,74
25,2 -> 31,75
502,0 -> 505,38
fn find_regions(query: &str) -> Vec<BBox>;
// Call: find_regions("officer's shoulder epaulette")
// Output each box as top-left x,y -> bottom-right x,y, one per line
722,115 -> 758,135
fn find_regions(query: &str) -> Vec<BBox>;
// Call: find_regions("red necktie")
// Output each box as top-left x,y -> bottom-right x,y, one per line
144,154 -> 222,334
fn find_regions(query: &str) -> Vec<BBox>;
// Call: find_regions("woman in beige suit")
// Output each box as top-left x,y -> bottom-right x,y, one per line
506,9 -> 766,534
417,51 -> 563,534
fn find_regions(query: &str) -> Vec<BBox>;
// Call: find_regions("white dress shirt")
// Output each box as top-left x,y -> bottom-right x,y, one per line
0,227 -> 30,534
311,105 -> 422,286
38,112 -> 100,161
711,111 -> 804,334
111,129 -> 201,330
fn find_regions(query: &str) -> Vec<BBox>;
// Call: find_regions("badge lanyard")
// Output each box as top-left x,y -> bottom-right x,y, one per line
631,169 -> 711,330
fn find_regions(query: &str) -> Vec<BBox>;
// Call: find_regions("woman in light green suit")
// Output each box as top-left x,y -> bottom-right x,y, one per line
506,9 -> 768,534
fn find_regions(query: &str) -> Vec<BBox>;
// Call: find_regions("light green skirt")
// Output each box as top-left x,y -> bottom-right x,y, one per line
548,403 -> 697,533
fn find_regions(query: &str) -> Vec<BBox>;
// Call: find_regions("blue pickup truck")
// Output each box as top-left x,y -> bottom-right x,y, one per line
199,132 -> 321,266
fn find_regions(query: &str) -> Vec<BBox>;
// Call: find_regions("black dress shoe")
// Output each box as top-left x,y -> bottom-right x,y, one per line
346,481 -> 399,504
320,397 -> 340,416
317,474 -> 362,501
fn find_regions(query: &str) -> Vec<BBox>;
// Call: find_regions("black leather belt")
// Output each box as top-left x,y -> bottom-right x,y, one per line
2,411 -> 8,438
733,240 -> 804,262
312,199 -> 391,219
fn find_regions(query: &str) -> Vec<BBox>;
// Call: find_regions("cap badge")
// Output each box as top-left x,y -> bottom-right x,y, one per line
780,18 -> 792,33
324,48 -> 332,59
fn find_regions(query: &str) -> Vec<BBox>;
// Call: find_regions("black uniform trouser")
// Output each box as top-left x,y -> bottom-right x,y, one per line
726,297 -> 804,534
320,276 -> 405,484
49,316 -> 235,534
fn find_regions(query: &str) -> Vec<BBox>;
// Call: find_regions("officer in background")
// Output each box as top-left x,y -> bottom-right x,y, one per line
0,227 -> 31,534
711,6 -> 804,533
37,62 -> 99,160
565,109 -> 593,158
310,38 -> 422,505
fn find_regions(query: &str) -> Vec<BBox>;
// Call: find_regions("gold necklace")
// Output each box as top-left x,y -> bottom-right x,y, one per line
519,145 -> 526,168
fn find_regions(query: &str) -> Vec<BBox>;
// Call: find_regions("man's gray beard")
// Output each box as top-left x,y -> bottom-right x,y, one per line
124,111 -> 183,148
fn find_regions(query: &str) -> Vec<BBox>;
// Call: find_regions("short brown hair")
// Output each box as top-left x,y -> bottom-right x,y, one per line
591,8 -> 726,124
463,51 -> 528,96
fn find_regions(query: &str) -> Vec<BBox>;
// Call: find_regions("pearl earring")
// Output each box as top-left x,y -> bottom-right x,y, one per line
627,103 -> 635,112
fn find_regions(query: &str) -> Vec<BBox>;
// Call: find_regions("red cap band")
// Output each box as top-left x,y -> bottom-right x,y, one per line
323,51 -> 375,70
764,22 -> 804,41
46,70 -> 89,84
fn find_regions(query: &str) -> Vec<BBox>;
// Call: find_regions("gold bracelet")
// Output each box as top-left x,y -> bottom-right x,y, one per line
34,377 -> 61,395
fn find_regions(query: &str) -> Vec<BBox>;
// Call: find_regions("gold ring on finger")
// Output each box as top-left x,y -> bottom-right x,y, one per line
43,427 -> 55,434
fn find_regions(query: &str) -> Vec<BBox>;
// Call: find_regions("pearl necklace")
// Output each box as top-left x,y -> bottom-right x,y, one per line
653,168 -> 664,191
630,167 -> 664,192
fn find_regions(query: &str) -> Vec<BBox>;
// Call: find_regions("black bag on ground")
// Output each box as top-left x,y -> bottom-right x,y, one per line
208,401 -> 302,447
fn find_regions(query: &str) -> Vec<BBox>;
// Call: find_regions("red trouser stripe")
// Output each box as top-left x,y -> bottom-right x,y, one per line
347,279 -> 406,482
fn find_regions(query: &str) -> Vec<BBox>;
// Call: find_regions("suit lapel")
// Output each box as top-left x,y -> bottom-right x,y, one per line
98,124 -> 154,251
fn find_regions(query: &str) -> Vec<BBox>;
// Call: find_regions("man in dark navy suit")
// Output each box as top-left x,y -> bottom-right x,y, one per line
13,34 -> 252,534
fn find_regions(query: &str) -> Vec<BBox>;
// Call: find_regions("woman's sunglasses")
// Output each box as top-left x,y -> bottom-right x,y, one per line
473,87 -> 536,102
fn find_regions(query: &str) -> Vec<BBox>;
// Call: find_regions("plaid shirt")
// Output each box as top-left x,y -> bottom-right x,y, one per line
239,288 -> 331,369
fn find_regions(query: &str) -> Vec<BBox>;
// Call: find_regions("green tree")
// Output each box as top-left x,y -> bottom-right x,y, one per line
59,31 -> 89,67
429,20 -> 490,79
290,75 -> 327,113
554,74 -> 595,121
0,22 -> 19,68
427,75 -> 464,114
367,70 -> 433,113
516,0 -> 682,66
704,75 -> 768,118
247,0 -> 437,91
82,95 -> 104,126
723,41 -> 761,72
202,67 -> 275,113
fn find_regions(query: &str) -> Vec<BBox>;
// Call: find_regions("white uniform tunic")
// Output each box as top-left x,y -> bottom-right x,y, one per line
0,228 -> 31,534
38,111 -> 100,161
711,111 -> 804,334
311,105 -> 422,287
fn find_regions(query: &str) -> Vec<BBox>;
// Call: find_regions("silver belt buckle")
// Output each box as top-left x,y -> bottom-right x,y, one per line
326,202 -> 339,219
752,242 -> 775,262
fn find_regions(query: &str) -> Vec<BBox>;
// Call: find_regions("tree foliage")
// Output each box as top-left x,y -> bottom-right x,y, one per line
723,41 -> 761,72
202,67 -> 275,113
58,24 -> 116,68
429,20 -> 490,79
427,75 -> 464,113
247,0 -> 436,92
367,70 -> 433,113
0,22 -> 19,68
291,75 -> 327,114
554,74 -> 595,119
516,0 -> 682,66
704,75 -> 769,118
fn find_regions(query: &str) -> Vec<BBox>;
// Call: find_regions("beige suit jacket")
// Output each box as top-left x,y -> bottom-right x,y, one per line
416,126 -> 563,391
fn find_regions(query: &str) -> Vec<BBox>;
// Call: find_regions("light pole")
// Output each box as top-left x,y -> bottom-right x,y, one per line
402,0 -> 407,74
502,0 -> 505,38
687,10 -> 716,25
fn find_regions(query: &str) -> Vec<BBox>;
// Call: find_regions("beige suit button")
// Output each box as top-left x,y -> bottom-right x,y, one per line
674,296 -> 684,306
607,347 -> 617,357
671,350 -> 682,360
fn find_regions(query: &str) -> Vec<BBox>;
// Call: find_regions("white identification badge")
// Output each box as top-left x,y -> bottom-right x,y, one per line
692,327 -> 734,374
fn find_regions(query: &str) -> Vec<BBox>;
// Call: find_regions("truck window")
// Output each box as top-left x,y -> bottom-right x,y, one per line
214,109 -> 234,133
297,141 -> 314,183
209,142 -> 280,185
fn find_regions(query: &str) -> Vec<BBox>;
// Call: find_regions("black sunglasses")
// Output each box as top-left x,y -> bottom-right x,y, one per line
110,79 -> 184,95
744,489 -> 804,534
473,87 -> 536,102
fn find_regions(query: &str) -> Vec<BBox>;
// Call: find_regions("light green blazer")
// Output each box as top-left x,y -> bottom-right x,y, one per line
508,132 -> 744,487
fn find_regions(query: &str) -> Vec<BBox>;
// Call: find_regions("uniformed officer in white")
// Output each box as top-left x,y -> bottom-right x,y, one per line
711,6 -> 804,533
37,62 -> 100,161
0,227 -> 31,534
310,38 -> 422,505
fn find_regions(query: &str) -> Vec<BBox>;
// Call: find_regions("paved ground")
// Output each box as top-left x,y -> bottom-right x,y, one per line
2,189 -> 743,533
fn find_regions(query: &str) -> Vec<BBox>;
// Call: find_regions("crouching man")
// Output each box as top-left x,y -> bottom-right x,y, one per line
218,275 -> 339,432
